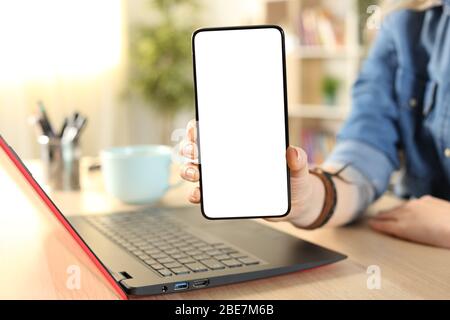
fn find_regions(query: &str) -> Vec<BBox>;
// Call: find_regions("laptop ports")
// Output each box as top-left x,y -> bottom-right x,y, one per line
174,282 -> 189,291
193,279 -> 209,288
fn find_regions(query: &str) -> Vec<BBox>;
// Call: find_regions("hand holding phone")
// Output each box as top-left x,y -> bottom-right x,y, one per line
179,120 -> 315,222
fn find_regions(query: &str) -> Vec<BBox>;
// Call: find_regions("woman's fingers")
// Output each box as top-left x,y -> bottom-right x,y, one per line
186,119 -> 197,143
178,119 -> 198,160
179,133 -> 199,181
373,204 -> 406,221
180,140 -> 198,161
189,186 -> 201,204
180,164 -> 200,182
286,146 -> 309,179
369,219 -> 401,237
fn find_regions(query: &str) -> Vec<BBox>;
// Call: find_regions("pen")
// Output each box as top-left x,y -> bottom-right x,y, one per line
37,101 -> 55,137
61,113 -> 88,143
38,118 -> 49,136
59,118 -> 68,138
73,117 -> 87,141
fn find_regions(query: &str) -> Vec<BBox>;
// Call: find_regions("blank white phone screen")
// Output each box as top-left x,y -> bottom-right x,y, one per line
193,27 -> 289,219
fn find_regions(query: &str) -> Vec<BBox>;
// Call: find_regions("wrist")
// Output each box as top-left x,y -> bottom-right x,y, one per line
304,168 -> 338,229
289,172 -> 326,228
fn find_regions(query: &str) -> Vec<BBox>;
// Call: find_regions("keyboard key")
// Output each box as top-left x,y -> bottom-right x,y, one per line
179,246 -> 196,252
221,247 -> 238,254
172,242 -> 186,248
193,242 -> 207,248
185,262 -> 208,272
193,254 -> 210,261
137,254 -> 150,260
185,250 -> 202,256
158,244 -> 173,251
171,253 -> 187,259
201,259 -> 225,270
165,248 -> 180,255
145,248 -> 161,255
151,252 -> 168,259
157,257 -> 175,264
158,268 -> 172,277
131,249 -> 145,256
140,244 -> 155,250
215,254 -> 231,261
230,252 -> 247,259
221,259 -> 242,268
199,246 -> 215,252
144,258 -> 157,265
178,257 -> 195,264
205,250 -> 222,256
238,257 -> 260,265
123,243 -> 135,250
133,240 -> 147,247
151,263 -> 165,270
170,267 -> 190,275
164,262 -> 182,269
153,240 -> 166,247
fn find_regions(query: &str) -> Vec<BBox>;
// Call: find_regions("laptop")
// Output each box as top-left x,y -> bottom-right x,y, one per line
0,135 -> 346,298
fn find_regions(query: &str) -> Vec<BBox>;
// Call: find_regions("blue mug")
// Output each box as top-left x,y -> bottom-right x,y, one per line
100,145 -> 177,204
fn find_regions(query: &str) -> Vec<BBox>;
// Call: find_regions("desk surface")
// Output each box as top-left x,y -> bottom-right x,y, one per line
1,159 -> 450,299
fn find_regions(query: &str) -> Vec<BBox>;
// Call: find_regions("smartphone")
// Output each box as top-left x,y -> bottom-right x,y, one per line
192,25 -> 290,219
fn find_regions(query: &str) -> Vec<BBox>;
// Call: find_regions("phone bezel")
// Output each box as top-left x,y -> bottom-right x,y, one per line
192,25 -> 291,220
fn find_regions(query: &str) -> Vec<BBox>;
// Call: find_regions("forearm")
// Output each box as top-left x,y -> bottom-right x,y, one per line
288,139 -> 396,229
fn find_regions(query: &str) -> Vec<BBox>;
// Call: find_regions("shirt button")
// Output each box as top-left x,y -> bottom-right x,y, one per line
445,148 -> 450,158
409,98 -> 417,108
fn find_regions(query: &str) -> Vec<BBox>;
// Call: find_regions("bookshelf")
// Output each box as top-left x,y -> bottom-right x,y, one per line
264,0 -> 375,163
289,104 -> 348,120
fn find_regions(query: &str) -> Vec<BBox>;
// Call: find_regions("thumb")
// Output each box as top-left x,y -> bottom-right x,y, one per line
286,146 -> 309,179
266,147 -> 310,223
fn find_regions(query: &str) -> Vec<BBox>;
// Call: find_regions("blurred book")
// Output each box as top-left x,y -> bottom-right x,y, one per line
297,7 -> 344,49
300,128 -> 336,164
265,0 -> 289,26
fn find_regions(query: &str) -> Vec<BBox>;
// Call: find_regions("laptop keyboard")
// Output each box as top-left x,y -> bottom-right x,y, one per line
85,211 -> 261,277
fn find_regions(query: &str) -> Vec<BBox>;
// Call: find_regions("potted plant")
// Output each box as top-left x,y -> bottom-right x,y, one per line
321,76 -> 341,106
127,0 -> 199,143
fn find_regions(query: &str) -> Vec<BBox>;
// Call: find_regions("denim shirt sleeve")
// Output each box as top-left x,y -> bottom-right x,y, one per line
329,14 -> 401,198
326,140 -> 395,199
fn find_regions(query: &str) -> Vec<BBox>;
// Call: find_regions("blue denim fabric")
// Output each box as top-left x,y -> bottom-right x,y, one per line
327,4 -> 450,200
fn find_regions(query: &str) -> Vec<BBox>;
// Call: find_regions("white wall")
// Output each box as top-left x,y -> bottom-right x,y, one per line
0,0 -> 267,159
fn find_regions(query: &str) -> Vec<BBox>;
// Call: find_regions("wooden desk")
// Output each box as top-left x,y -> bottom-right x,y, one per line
1,159 -> 450,299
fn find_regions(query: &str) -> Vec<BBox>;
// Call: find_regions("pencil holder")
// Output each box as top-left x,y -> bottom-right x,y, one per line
38,136 -> 81,191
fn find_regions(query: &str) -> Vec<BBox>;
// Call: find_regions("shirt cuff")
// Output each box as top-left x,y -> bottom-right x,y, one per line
324,140 -> 395,198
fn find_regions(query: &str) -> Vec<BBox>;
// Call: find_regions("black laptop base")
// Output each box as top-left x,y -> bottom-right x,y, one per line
69,206 -> 346,296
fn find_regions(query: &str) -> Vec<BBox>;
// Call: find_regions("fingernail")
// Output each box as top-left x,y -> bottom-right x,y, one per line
184,143 -> 193,156
190,188 -> 200,199
185,167 -> 196,179
292,147 -> 300,160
